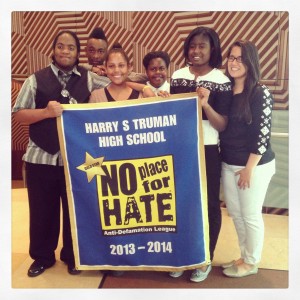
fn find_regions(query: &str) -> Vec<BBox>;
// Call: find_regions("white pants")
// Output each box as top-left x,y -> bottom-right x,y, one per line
221,159 -> 275,265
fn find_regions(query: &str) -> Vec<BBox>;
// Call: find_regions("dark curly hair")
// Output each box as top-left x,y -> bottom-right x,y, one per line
142,51 -> 170,69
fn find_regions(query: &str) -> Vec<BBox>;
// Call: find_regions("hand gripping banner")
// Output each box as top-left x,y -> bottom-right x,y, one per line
57,93 -> 210,272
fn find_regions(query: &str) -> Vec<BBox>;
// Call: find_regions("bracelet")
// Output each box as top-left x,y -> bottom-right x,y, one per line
142,85 -> 152,93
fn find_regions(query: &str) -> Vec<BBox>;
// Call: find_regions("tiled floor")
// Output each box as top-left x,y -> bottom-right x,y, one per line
11,185 -> 288,291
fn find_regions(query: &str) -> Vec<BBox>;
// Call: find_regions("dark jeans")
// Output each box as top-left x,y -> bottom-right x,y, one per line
25,162 -> 75,266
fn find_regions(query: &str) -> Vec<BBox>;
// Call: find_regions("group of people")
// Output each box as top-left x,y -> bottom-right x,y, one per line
12,24 -> 275,283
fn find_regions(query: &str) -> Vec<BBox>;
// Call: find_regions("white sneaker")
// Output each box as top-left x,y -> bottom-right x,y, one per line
169,271 -> 184,278
190,265 -> 212,282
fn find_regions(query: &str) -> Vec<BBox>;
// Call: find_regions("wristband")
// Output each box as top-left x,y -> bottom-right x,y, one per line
142,85 -> 152,93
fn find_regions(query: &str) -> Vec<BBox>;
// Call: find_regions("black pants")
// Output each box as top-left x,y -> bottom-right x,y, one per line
25,162 -> 75,266
205,145 -> 222,261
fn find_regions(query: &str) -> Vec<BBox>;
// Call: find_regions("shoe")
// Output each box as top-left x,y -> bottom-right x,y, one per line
61,259 -> 82,275
27,260 -> 55,277
169,271 -> 184,278
221,260 -> 236,269
190,264 -> 212,282
223,265 -> 258,278
67,265 -> 81,275
111,270 -> 124,277
221,258 -> 244,269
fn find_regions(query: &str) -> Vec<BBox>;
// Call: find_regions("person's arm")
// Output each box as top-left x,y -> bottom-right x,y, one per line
235,85 -> 274,189
197,87 -> 228,132
81,62 -> 107,76
126,82 -> 156,97
157,90 -> 170,97
79,63 -> 93,71
127,72 -> 148,84
12,75 -> 62,125
89,71 -> 110,90
91,65 -> 106,76
14,101 -> 63,125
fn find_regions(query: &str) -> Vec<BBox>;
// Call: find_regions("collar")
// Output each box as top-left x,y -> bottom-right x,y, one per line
146,81 -> 169,92
50,63 -> 81,77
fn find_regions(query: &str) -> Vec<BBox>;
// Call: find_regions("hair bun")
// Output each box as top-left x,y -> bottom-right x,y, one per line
112,42 -> 122,49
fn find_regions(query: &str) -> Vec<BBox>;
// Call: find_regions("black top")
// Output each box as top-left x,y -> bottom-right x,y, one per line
220,84 -> 275,166
104,87 -> 140,101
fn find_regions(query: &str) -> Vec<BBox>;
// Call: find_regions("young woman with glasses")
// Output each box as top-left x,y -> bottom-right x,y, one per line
219,40 -> 275,278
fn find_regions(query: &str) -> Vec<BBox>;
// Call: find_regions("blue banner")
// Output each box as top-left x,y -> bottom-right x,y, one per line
57,93 -> 210,271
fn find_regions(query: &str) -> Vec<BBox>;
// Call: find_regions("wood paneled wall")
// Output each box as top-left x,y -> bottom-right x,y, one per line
11,11 -> 289,179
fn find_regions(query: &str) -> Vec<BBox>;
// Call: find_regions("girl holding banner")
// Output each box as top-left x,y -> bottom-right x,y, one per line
169,26 -> 233,282
11,30 -> 105,277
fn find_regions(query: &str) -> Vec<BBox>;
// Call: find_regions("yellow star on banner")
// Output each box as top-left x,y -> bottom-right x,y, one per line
76,152 -> 105,183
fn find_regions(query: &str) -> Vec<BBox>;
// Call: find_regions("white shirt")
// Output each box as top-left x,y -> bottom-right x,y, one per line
146,81 -> 170,96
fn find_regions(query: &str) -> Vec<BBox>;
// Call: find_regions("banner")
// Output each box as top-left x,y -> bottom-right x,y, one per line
57,93 -> 210,271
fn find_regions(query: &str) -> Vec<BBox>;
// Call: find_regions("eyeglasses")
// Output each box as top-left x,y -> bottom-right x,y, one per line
228,55 -> 243,63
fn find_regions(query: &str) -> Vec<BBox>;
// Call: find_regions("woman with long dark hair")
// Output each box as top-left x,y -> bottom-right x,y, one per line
220,40 -> 275,277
